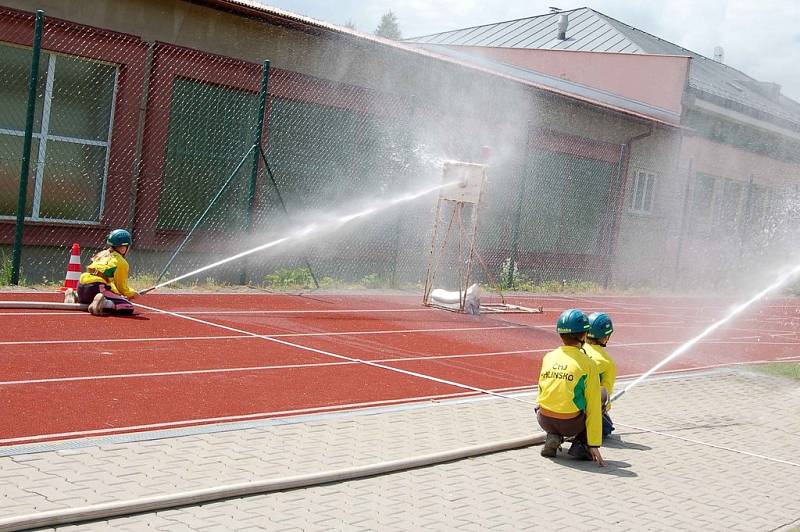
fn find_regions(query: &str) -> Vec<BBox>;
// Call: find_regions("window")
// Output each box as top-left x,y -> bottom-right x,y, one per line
0,43 -> 117,222
629,169 -> 656,214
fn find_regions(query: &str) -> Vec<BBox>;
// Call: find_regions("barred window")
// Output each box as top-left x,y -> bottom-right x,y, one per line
0,42 -> 117,222
629,169 -> 656,214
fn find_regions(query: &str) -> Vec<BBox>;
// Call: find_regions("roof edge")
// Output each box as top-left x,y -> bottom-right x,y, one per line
194,1 -> 676,127
404,6 -> 588,42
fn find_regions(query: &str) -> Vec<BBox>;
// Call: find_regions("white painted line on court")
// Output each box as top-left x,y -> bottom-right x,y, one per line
0,307 -> 439,317
0,325 -> 523,347
0,384 -> 533,445
134,303 -> 539,407
270,325 -> 523,338
0,349 -> 540,386
181,308 -> 438,315
0,335 -> 251,347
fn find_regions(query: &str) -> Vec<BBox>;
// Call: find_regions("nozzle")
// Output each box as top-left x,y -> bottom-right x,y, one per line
609,389 -> 625,403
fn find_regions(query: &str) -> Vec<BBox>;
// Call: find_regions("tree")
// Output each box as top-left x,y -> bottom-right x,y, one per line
343,19 -> 356,30
374,11 -> 401,40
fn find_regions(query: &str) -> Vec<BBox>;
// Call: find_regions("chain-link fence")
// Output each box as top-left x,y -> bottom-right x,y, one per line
1,6 -> 798,295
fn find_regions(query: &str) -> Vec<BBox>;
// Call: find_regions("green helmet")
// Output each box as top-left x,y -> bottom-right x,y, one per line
556,308 -> 590,334
107,229 -> 132,248
588,312 -> 614,339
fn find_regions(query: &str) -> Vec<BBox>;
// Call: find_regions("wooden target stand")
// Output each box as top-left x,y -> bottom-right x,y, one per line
422,161 -> 542,315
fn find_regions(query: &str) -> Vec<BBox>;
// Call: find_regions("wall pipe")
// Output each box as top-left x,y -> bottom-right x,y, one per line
126,41 -> 156,233
605,125 -> 654,286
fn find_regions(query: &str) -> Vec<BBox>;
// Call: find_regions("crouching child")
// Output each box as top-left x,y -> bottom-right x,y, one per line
537,308 -> 605,466
584,312 -> 617,437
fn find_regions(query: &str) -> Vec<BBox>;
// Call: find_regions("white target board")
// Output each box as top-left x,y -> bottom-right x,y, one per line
440,161 -> 486,204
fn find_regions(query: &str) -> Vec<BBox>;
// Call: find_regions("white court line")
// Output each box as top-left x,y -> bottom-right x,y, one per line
0,349 -> 537,386
0,308 -> 438,317
181,308 -> 437,315
271,325 -> 523,338
0,383 -> 533,445
521,321 -> 798,335
0,325 -> 521,347
0,335 -> 251,347
513,294 -> 799,311
4,337 -> 792,387
133,303 -> 539,407
3,322 -> 791,387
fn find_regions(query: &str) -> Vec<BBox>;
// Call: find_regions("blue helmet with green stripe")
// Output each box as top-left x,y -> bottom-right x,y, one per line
588,312 -> 614,339
107,229 -> 132,248
556,308 -> 590,334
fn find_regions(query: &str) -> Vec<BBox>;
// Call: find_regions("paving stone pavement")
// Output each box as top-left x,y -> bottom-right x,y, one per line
1,368 -> 798,531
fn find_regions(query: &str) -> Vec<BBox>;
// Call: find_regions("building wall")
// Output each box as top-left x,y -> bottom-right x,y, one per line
682,135 -> 800,186
615,127 -> 685,287
674,133 -> 800,289
0,0 -> 673,285
459,47 -> 688,118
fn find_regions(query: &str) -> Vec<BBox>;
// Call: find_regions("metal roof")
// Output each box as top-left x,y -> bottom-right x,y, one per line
420,44 -> 681,125
190,1 -> 676,126
406,7 -> 800,129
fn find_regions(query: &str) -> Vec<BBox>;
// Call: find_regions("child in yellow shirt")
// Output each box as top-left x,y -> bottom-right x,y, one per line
77,229 -> 139,315
537,308 -> 605,466
583,312 -> 617,437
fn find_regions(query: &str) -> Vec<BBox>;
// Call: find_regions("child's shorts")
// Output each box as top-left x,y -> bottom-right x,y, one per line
77,283 -> 135,315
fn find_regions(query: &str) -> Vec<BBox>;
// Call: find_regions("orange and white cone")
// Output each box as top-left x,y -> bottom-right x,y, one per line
61,243 -> 81,293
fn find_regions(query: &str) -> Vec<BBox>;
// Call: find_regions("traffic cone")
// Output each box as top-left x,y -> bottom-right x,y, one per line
61,243 -> 81,292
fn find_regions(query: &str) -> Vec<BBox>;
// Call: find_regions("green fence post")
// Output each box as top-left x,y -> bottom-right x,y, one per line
240,59 -> 270,285
11,10 -> 44,285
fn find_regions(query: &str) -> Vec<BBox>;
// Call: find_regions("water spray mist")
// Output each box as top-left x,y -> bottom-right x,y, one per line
144,180 -> 458,292
611,262 -> 800,403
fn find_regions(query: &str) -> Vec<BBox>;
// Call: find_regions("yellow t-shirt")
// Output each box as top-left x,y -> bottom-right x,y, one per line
583,342 -> 617,410
537,345 -> 603,447
79,249 -> 137,298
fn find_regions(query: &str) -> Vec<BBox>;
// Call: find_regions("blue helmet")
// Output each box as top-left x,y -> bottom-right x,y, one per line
107,229 -> 132,248
556,308 -> 590,334
588,312 -> 614,339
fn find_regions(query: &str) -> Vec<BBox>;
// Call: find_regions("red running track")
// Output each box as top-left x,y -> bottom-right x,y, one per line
0,291 -> 798,446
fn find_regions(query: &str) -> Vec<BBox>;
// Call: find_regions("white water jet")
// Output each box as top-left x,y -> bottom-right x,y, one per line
151,180 -> 457,290
611,262 -> 800,402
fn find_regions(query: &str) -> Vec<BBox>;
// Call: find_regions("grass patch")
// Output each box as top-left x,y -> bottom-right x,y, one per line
754,362 -> 800,381
262,267 -> 406,291
0,253 -> 27,286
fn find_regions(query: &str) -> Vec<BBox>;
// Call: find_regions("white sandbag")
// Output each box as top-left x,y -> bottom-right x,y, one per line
430,283 -> 481,314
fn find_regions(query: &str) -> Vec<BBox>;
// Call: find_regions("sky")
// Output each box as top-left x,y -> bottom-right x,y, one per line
255,0 -> 800,101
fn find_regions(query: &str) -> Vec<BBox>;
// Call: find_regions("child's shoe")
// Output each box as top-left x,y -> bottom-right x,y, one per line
540,433 -> 563,457
88,293 -> 106,316
63,288 -> 76,304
